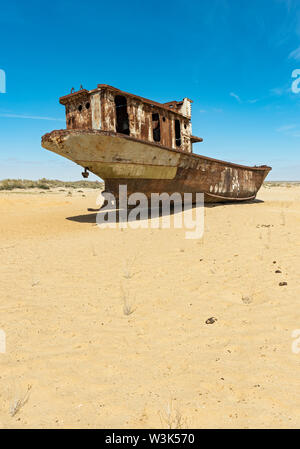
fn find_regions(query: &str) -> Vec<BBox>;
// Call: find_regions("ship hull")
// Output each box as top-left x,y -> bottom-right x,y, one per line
41,129 -> 271,203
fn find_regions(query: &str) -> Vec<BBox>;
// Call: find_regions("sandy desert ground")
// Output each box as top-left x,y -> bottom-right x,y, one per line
0,183 -> 299,428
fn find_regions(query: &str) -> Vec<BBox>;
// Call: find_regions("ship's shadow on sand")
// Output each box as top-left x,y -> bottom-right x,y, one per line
66,199 -> 264,224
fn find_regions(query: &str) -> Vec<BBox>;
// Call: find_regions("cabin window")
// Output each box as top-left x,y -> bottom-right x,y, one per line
114,95 -> 130,135
175,119 -> 181,146
85,102 -> 90,109
152,113 -> 161,142
78,105 -> 82,112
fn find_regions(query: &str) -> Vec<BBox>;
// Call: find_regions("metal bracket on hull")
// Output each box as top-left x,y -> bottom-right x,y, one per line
82,167 -> 89,178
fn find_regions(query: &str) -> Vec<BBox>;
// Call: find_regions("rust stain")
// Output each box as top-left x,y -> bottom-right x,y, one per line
59,85 -> 197,152
41,84 -> 272,203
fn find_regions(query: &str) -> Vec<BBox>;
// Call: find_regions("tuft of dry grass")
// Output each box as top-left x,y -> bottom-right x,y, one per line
159,401 -> 187,429
9,385 -> 32,417
123,257 -> 136,280
121,286 -> 135,316
123,302 -> 134,316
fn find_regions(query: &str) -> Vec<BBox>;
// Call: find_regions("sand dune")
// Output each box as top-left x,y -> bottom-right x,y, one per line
0,184 -> 299,428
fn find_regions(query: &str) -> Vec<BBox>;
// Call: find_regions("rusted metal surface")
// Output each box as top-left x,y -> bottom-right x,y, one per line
58,85 -> 197,153
60,89 -> 92,130
42,85 -> 271,203
42,128 -> 271,203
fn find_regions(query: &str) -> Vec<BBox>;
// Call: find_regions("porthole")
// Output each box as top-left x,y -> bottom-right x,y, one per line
78,105 -> 83,112
85,102 -> 90,110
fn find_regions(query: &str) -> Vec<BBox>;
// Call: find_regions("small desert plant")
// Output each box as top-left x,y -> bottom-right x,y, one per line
123,257 -> 136,279
121,286 -> 135,316
159,401 -> 187,429
123,301 -> 134,316
36,183 -> 50,190
9,385 -> 32,417
0,179 -> 24,190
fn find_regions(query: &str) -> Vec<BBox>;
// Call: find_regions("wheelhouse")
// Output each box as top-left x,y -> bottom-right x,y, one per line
59,84 -> 203,152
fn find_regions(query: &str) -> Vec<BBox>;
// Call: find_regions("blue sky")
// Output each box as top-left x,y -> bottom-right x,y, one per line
0,0 -> 300,180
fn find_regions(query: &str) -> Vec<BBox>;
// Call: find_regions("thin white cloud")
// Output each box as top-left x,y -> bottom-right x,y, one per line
276,124 -> 300,137
0,113 -> 64,121
230,93 -> 260,104
270,87 -> 284,96
288,46 -> 300,60
269,85 -> 292,96
229,92 -> 241,102
276,124 -> 297,132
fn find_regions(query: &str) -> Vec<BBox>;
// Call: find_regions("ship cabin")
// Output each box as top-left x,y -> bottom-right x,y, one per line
59,84 -> 203,153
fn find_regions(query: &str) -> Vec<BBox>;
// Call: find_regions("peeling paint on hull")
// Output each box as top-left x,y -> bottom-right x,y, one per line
42,129 -> 271,203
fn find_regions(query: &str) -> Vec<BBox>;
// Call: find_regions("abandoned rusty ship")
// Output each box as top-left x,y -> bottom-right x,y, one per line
41,84 -> 271,202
